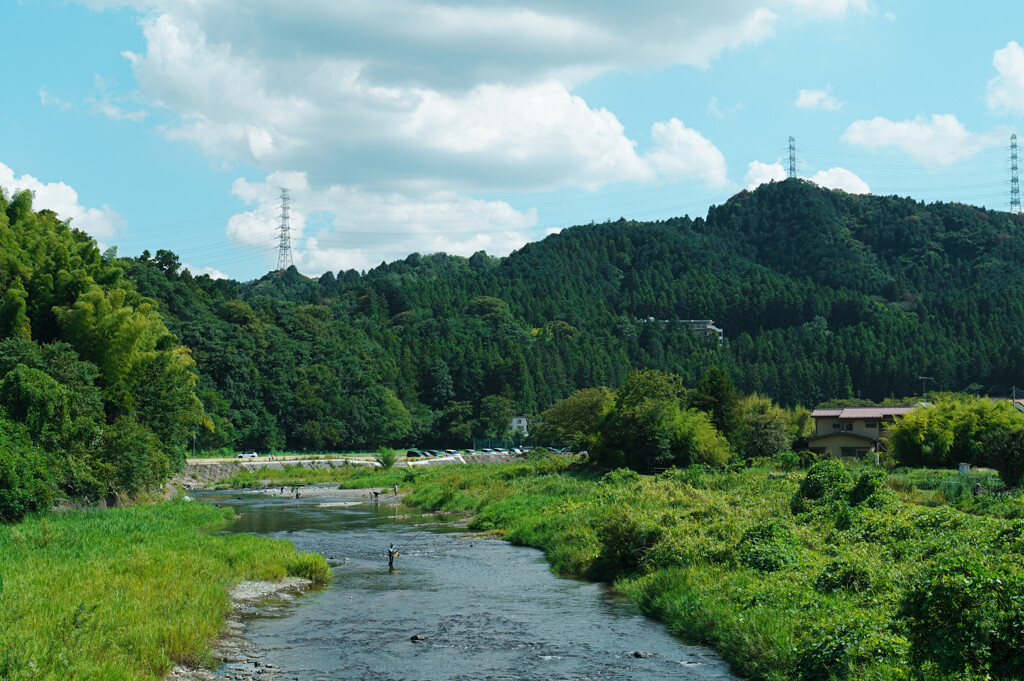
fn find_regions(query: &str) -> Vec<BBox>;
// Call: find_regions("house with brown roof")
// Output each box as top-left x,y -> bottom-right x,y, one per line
807,407 -> 915,459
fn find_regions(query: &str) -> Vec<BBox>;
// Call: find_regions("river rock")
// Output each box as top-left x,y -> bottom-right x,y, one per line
632,650 -> 654,658
410,634 -> 427,641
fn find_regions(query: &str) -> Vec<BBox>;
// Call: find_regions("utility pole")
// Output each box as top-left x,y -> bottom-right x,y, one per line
788,136 -> 797,179
918,376 -> 933,399
276,187 -> 294,270
1012,133 -> 1021,214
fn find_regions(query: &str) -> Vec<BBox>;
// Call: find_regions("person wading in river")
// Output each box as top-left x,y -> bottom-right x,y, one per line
388,543 -> 398,569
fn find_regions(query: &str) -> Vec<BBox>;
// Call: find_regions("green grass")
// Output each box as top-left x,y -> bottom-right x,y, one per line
0,500 -> 331,680
214,461 -> 377,488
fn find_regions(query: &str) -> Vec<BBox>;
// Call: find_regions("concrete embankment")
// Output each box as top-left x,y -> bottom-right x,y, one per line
172,453 -> 528,489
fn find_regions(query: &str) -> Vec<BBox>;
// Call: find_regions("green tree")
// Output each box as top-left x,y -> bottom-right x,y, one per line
888,395 -> 1024,469
534,386 -> 614,451
690,367 -> 744,447
740,394 -> 792,458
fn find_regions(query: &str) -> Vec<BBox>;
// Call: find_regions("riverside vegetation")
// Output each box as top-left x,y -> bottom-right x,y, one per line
0,500 -> 332,681
322,457 -> 1024,681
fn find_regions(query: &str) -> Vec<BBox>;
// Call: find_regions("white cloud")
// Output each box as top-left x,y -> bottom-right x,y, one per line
182,263 -> 228,279
39,88 -> 71,111
646,118 -> 729,189
809,167 -> 869,194
987,41 -> 1024,116
795,87 -> 843,111
742,160 -> 868,194
70,1 -> 871,272
787,0 -> 869,18
402,80 -> 653,191
0,161 -> 122,239
707,96 -> 742,119
744,160 -> 787,189
842,114 -> 1004,167
226,172 -> 538,273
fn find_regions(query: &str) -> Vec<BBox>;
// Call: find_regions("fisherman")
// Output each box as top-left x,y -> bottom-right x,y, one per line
388,543 -> 398,569
393,484 -> 398,496
373,490 -> 381,503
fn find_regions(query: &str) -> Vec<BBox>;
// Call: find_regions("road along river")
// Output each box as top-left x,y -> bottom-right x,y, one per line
197,487 -> 738,681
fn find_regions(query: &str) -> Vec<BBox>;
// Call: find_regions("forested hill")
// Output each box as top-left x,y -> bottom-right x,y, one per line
0,189 -> 207,512
102,178 -> 1023,452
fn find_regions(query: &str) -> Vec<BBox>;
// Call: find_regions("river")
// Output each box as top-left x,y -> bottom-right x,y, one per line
198,487 -> 738,681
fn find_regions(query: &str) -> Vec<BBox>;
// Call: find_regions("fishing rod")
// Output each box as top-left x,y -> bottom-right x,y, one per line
395,522 -> 437,553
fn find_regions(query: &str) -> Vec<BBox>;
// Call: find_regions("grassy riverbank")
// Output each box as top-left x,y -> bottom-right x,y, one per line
322,457 -> 1022,680
0,500 -> 331,681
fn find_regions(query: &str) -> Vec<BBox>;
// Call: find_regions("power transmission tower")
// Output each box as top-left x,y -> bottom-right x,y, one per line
1012,133 -> 1021,214
788,136 -> 797,179
276,187 -> 294,270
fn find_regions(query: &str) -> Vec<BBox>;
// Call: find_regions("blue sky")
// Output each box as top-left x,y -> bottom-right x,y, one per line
3,1 -> 1023,280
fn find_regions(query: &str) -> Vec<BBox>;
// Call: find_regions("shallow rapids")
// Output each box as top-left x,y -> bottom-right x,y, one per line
199,488 -> 737,681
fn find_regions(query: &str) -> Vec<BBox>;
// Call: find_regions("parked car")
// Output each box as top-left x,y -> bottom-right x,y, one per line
406,450 -> 423,457
236,450 -> 258,459
444,449 -> 458,454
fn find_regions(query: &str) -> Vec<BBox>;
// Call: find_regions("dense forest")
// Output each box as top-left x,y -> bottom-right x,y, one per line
5,178 -> 1024,468
0,189 -> 207,516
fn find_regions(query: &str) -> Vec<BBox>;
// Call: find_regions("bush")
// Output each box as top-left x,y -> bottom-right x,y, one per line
815,557 -> 873,594
375,447 -> 397,469
0,421 -> 55,522
899,554 -> 1024,677
797,613 -> 908,681
991,428 -> 1024,488
791,459 -> 852,513
601,468 -> 642,485
848,469 -> 887,506
772,451 -> 800,472
797,450 -> 820,469
591,508 -> 665,578
735,520 -> 798,572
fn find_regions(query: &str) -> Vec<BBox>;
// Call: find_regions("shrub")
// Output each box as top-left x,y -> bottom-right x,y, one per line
797,613 -> 909,681
791,459 -> 852,513
375,447 -> 397,469
991,428 -> 1024,488
0,422 -> 55,523
601,468 -> 641,486
797,450 -> 820,469
815,557 -> 873,594
899,554 -> 1024,677
735,520 -> 798,572
848,469 -> 887,506
591,508 -> 665,578
772,451 -> 800,472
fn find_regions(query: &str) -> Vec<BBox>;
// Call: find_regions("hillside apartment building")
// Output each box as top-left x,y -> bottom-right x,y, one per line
807,407 -> 915,459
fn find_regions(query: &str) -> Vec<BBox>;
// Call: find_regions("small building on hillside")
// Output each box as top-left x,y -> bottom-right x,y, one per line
637,318 -> 724,344
510,415 -> 529,437
807,407 -> 915,459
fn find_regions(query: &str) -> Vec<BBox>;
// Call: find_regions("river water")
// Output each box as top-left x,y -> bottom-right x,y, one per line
199,487 -> 737,681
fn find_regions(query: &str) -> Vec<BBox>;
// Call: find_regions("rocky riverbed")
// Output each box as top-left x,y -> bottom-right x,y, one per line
164,578 -> 313,681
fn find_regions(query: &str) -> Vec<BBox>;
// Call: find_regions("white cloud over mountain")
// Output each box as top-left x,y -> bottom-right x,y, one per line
0,161 -> 122,241
743,160 -> 868,194
842,114 -> 1005,168
72,0 -> 868,271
